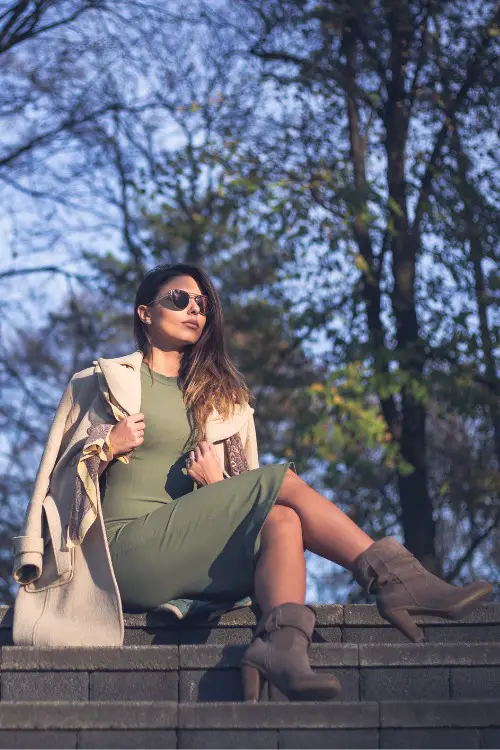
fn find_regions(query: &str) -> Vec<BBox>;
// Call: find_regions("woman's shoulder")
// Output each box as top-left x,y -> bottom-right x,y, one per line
70,361 -> 97,383
67,361 -> 100,401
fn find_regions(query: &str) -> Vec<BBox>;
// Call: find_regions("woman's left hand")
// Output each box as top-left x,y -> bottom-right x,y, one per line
186,440 -> 225,486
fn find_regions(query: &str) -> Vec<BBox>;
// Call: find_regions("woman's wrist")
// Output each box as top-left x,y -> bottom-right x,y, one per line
107,434 -> 115,461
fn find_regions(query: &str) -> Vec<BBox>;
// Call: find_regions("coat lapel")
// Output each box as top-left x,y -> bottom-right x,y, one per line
96,351 -> 143,417
95,350 -> 253,442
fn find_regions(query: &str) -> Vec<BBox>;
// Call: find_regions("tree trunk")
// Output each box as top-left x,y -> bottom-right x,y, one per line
384,1 -> 439,572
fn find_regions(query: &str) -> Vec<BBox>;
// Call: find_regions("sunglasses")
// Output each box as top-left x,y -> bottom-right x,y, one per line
151,289 -> 211,316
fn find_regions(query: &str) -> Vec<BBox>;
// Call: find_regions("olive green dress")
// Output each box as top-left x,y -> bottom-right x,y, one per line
101,362 -> 294,619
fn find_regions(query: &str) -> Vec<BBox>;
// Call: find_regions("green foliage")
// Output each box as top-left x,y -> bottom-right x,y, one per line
303,363 -> 414,477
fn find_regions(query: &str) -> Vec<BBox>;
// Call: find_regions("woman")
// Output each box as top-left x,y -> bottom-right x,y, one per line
95,262 -> 491,702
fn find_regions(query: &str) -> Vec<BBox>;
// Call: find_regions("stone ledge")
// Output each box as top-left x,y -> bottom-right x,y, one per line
1,646 -> 178,671
179,643 -> 359,669
2,603 -> 499,630
0,700 -> 498,730
178,701 -> 379,729
380,700 -> 500,728
2,642 -> 499,670
342,603 -> 500,626
358,643 -> 500,667
0,702 -> 178,730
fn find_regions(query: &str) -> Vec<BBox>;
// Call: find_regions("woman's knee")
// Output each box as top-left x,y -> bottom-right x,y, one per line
265,504 -> 302,528
276,466 -> 304,501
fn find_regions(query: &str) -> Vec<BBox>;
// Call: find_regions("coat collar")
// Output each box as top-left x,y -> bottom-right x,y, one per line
94,350 -> 253,442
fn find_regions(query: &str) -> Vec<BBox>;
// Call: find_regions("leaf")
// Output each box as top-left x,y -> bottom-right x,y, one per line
388,197 -> 404,218
354,254 -> 370,273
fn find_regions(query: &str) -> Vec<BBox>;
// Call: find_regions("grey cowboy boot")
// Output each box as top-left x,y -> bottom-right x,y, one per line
352,536 -> 493,643
240,601 -> 342,702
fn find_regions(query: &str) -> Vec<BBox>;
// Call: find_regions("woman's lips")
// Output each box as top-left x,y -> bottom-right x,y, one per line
183,321 -> 199,329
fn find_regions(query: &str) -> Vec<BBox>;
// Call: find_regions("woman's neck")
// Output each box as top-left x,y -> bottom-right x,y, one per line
142,349 -> 181,378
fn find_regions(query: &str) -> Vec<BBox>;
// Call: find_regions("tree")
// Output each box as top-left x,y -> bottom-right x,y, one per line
218,0 -> 500,574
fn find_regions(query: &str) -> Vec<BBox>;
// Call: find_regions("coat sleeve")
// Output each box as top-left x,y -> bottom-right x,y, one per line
11,379 -> 75,585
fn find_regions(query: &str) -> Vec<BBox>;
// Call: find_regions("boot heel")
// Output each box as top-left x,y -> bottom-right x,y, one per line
383,608 -> 426,643
241,663 -> 262,702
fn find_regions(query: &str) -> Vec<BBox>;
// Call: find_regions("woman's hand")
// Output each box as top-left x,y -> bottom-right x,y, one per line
186,440 -> 225,486
109,413 -> 145,457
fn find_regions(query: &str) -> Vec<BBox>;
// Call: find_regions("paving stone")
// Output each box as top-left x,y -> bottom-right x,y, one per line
2,603 -> 499,632
312,627 -> 342,643
178,701 -> 379,729
144,607 -> 259,629
1,672 -> 89,702
0,702 -> 178,729
123,626 -> 256,646
178,643 -> 358,669
361,667 -> 449,701
344,604 -> 500,626
423,625 -> 500,643
0,731 -> 77,748
481,728 -> 500,748
380,728 -> 480,748
90,671 -> 177,701
359,643 -> 500,667
178,729 -> 278,748
278,728 -> 379,748
450,667 -> 500,700
78,729 -> 177,748
309,644 -> 358,667
123,629 -> 180,646
308,605 -> 344,626
180,668 -> 250,702
1,646 -> 178,671
343,628 -> 410,644
179,644 -> 245,669
380,700 -> 500,727
269,668 -> 359,703
123,612 -> 184,628
178,628 -> 255,646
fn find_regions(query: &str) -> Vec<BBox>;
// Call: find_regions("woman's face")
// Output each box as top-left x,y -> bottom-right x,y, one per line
138,275 -> 208,348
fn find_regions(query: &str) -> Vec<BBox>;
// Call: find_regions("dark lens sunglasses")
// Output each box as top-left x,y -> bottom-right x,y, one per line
152,289 -> 211,316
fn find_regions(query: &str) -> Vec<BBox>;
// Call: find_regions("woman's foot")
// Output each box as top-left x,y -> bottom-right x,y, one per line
240,602 -> 342,701
351,536 -> 493,642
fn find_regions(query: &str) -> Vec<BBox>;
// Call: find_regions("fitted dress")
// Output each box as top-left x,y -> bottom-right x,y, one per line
101,362 -> 295,620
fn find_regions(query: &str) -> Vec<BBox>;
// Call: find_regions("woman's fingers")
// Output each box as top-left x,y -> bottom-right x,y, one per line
200,440 -> 211,455
188,441 -> 217,466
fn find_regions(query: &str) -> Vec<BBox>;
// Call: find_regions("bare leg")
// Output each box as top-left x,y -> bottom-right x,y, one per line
254,505 -> 306,613
275,469 -> 374,569
247,504 -> 343,704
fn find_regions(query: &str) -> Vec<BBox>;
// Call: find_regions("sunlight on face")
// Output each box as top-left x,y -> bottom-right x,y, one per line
143,275 -> 208,347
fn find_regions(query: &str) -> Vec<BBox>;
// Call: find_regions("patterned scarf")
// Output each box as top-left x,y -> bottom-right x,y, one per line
67,423 -> 249,548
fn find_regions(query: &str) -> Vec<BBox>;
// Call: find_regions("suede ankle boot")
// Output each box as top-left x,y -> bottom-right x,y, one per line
240,602 -> 342,702
352,536 -> 493,643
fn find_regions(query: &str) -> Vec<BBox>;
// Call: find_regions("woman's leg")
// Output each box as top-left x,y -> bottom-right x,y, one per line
246,504 -> 343,702
263,468 -> 492,646
274,468 -> 374,569
254,504 -> 306,612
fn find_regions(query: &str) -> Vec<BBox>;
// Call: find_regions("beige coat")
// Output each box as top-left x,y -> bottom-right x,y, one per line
10,350 -> 260,647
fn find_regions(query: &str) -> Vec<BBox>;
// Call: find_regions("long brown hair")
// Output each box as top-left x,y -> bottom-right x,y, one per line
133,262 -> 252,446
